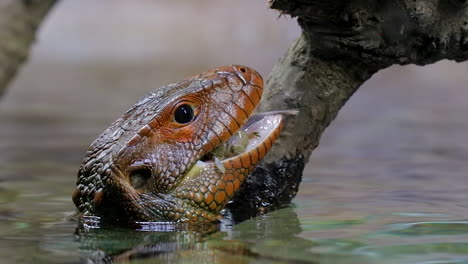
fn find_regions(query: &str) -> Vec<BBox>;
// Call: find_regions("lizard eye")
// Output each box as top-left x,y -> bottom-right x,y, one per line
174,104 -> 195,124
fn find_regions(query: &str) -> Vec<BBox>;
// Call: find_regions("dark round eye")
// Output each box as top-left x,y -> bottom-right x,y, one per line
174,104 -> 194,124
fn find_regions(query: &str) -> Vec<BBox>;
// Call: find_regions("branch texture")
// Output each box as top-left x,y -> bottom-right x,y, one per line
230,0 -> 468,212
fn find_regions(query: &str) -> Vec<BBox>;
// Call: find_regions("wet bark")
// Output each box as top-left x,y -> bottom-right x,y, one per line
230,0 -> 468,212
0,0 -> 57,97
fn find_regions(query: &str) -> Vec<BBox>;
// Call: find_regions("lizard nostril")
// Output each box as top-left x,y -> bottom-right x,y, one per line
129,168 -> 152,189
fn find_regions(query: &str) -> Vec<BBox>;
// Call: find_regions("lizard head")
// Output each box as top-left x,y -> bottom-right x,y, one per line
73,65 -> 284,223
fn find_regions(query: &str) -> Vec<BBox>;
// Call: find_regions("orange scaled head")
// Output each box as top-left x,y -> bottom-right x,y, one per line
73,65 -> 281,223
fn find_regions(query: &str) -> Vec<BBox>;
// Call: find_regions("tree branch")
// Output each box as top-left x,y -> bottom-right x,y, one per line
230,0 -> 468,212
0,0 -> 58,96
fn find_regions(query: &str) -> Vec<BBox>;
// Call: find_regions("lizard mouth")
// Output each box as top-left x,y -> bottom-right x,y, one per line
171,110 -> 296,221
201,111 -> 286,167
224,113 -> 282,160
183,111 -> 289,179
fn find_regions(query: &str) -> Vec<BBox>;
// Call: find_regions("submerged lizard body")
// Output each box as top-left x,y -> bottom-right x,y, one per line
73,65 -> 285,223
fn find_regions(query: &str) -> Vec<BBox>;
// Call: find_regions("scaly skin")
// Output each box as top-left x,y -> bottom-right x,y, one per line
73,65 -> 283,223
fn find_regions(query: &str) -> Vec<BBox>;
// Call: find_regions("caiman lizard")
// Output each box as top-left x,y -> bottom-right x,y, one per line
73,65 -> 287,223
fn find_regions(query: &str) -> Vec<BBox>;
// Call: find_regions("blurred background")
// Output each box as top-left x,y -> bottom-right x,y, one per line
1,1 -> 468,263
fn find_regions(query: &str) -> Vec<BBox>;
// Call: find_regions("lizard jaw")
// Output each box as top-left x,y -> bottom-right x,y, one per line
183,113 -> 285,180
170,112 -> 287,221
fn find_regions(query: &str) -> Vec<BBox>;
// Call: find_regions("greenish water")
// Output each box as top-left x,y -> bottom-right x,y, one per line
1,1 -> 468,263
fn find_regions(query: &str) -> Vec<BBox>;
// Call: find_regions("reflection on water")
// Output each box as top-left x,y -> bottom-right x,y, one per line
70,208 -> 373,263
1,1 -> 468,263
